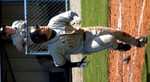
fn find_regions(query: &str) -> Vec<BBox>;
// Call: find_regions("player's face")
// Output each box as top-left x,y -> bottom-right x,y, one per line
37,26 -> 52,40
38,26 -> 50,35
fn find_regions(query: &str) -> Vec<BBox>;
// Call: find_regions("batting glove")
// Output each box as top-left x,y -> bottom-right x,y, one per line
71,16 -> 81,25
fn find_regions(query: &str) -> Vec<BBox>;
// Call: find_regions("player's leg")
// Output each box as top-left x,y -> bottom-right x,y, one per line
82,26 -> 147,47
83,34 -> 131,54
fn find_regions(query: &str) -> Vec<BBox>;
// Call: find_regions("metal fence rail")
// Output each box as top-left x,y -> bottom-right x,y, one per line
24,0 -> 69,55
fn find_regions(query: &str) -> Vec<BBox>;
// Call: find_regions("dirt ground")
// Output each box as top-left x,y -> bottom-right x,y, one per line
109,0 -> 150,82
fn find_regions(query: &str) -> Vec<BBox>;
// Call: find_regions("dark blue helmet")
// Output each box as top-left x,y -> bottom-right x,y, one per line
30,26 -> 47,44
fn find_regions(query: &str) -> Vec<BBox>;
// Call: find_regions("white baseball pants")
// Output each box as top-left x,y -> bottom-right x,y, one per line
82,26 -> 138,53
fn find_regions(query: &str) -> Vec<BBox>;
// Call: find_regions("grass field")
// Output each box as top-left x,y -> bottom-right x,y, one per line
81,0 -> 110,82
81,0 -> 150,82
142,33 -> 150,82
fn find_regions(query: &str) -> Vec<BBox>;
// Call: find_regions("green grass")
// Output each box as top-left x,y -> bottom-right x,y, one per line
142,33 -> 150,82
81,0 -> 110,82
83,50 -> 109,82
82,0 -> 109,27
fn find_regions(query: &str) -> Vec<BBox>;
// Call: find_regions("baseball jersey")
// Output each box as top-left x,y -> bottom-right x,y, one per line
47,11 -> 84,67
11,20 -> 25,51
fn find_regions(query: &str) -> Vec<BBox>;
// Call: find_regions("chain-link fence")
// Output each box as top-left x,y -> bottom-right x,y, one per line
24,0 -> 70,55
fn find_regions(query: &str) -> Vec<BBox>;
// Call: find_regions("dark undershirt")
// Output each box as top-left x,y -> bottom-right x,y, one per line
48,29 -> 57,40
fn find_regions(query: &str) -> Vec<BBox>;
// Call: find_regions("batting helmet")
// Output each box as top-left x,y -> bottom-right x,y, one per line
30,26 -> 47,44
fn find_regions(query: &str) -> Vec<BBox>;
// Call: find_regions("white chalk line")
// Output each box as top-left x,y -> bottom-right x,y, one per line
137,0 -> 145,36
117,0 -> 122,29
129,0 -> 145,82
117,0 -> 122,82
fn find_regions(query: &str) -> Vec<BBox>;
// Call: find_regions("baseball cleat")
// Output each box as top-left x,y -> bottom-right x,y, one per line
116,43 -> 131,51
136,35 -> 148,48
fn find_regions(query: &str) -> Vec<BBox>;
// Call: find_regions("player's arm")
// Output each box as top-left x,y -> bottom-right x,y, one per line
48,11 -> 81,28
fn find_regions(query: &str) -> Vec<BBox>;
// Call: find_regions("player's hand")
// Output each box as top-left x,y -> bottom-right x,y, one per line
71,16 -> 81,25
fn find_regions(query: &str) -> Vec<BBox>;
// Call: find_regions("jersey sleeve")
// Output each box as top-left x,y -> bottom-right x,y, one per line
11,20 -> 25,51
48,11 -> 78,29
11,31 -> 24,51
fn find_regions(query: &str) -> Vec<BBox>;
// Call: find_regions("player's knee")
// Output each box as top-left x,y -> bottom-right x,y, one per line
101,35 -> 118,49
100,34 -> 115,44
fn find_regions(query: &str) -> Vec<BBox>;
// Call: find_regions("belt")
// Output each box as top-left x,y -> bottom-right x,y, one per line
80,28 -> 86,41
83,32 -> 86,41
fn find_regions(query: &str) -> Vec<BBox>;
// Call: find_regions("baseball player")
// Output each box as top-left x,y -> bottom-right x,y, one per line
30,11 -> 148,67
1,20 -> 55,67
1,20 -> 87,68
2,20 -> 26,52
